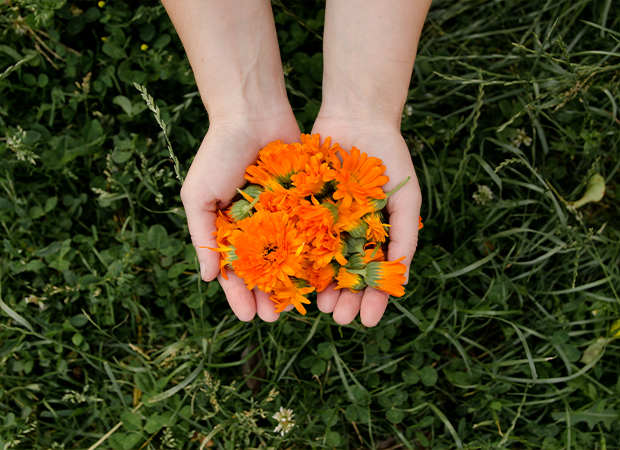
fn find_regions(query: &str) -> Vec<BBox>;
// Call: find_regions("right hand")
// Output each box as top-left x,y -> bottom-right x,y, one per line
181,110 -> 300,322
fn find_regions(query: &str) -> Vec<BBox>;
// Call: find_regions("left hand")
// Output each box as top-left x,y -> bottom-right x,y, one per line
310,113 -> 422,327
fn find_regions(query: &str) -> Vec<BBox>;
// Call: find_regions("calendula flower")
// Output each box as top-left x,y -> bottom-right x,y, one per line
335,267 -> 367,293
273,406 -> 295,436
295,197 -> 338,245
246,140 -> 308,189
256,184 -> 300,217
291,153 -> 332,197
364,212 -> 389,243
300,133 -> 339,159
350,257 -> 407,297
271,278 -> 315,315
308,233 -> 348,269
229,210 -> 305,292
307,261 -> 340,292
346,245 -> 384,270
326,147 -> 388,210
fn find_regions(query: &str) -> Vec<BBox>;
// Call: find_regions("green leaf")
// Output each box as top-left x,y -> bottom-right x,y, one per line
325,430 -> 341,446
160,238 -> 183,256
551,402 -> 619,431
70,314 -> 89,328
317,342 -> 333,359
103,41 -> 127,59
78,274 -> 103,286
402,369 -> 420,385
419,366 -> 438,386
387,408 -> 405,424
121,411 -> 143,431
72,332 -> 83,346
140,24 -> 156,42
0,298 -> 34,332
310,358 -> 326,376
569,174 -> 606,208
168,263 -> 189,279
147,225 -> 168,249
122,432 -> 143,450
113,95 -> 134,116
29,206 -> 44,219
144,414 -> 166,434
45,197 -> 58,213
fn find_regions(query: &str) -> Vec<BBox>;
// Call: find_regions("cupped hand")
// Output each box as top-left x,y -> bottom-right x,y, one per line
181,111 -> 300,322
311,114 -> 422,327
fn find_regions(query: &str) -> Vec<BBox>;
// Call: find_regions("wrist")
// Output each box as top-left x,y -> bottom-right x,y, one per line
319,84 -> 406,130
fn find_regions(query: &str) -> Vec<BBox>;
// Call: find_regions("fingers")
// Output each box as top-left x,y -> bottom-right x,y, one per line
218,268 -> 256,322
317,282 -> 340,313
386,174 -> 422,283
332,289 -> 363,325
255,288 -> 280,322
360,288 -> 389,327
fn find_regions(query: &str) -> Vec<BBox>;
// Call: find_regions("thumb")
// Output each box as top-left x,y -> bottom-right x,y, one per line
181,184 -> 222,282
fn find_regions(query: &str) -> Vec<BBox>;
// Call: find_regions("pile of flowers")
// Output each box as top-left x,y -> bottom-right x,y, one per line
207,134 -> 422,315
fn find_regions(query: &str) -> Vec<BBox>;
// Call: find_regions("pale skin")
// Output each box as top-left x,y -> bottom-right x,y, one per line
162,0 -> 431,327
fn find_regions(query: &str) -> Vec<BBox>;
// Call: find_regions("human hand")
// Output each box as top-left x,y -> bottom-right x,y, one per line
310,113 -> 422,327
181,111 -> 301,322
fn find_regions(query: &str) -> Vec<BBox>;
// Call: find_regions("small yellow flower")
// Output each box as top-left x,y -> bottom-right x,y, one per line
101,36 -> 107,42
140,44 -> 149,51
98,1 -> 105,7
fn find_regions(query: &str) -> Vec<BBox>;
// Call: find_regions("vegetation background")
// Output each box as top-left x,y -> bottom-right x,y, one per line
1,0 -> 619,449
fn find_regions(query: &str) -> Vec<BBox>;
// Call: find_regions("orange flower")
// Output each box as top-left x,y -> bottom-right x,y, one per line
308,233 -> 348,269
294,196 -> 338,245
326,147 -> 388,210
270,278 -> 315,315
291,154 -> 332,198
350,257 -> 407,297
335,267 -> 367,293
256,184 -> 300,217
307,261 -> 340,292
346,245 -> 385,270
334,201 -> 372,235
365,212 -> 389,243
418,216 -> 424,230
228,210 -> 305,292
245,140 -> 309,189
300,133 -> 339,160
203,211 -> 239,279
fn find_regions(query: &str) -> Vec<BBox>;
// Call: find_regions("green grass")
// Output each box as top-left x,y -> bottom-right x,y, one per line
1,0 -> 620,449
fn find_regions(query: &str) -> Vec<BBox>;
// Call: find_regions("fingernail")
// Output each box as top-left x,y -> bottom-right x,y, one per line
199,261 -> 206,281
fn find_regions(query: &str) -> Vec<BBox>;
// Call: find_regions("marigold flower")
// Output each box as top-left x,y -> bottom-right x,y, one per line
307,262 -> 340,292
326,147 -> 388,210
300,133 -> 339,160
246,140 -> 308,189
308,233 -> 348,269
270,278 -> 315,315
256,184 -> 300,216
351,257 -> 407,297
365,212 -> 389,243
291,153 -> 332,197
346,246 -> 384,270
294,197 -> 338,245
335,267 -> 367,293
229,210 -> 305,292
